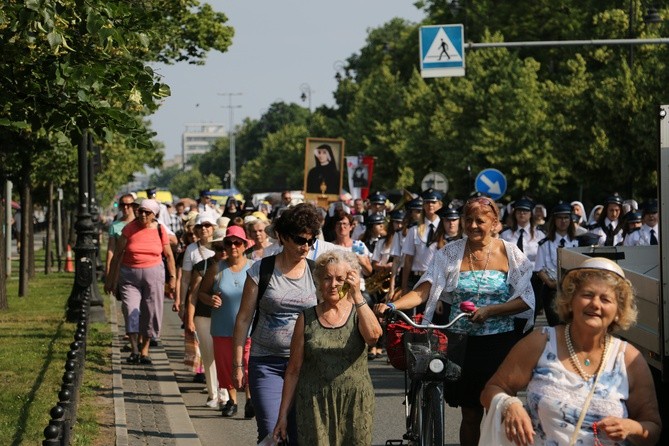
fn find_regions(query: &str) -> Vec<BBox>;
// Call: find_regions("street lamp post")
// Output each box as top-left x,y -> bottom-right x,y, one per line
219,93 -> 242,191
67,130 -> 104,323
300,83 -> 312,111
333,60 -> 346,81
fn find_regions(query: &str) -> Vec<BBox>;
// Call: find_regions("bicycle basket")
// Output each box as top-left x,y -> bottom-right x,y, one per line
403,330 -> 447,377
441,329 -> 468,383
385,314 -> 449,371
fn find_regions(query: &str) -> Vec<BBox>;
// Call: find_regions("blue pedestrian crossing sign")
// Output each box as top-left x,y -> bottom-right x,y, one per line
419,24 -> 465,78
475,168 -> 507,201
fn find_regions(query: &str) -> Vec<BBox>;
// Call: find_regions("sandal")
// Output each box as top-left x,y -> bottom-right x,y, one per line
139,355 -> 153,365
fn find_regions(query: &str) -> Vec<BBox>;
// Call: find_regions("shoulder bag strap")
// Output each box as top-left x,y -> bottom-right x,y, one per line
250,255 -> 276,335
568,340 -> 612,446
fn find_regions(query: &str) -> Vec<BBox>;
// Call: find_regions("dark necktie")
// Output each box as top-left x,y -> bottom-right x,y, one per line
559,238 -> 566,248
426,223 -> 434,247
650,229 -> 658,245
517,228 -> 524,252
605,223 -> 614,246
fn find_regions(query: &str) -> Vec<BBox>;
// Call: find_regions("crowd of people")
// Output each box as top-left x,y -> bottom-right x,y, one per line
103,186 -> 662,445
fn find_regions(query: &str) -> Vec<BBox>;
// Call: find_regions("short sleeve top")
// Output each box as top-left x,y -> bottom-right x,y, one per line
247,258 -> 317,357
121,220 -> 169,268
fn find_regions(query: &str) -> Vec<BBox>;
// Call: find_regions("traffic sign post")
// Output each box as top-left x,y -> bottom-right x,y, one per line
421,172 -> 449,195
475,168 -> 507,201
419,24 -> 465,78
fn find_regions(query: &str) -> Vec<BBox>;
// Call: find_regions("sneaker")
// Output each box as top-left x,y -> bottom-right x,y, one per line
149,338 -> 159,347
244,399 -> 255,419
221,399 -> 238,417
206,397 -> 219,408
139,355 -> 152,365
126,353 -> 139,364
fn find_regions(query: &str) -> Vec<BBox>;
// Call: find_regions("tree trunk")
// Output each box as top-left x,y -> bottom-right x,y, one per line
45,182 -> 53,275
0,181 -> 7,310
18,181 -> 29,297
28,189 -> 35,279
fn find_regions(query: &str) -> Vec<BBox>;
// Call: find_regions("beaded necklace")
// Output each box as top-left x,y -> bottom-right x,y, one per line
467,241 -> 492,300
565,323 -> 610,380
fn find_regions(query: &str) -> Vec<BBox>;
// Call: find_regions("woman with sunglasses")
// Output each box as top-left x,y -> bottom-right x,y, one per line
199,226 -> 255,418
231,203 -> 321,445
375,196 -> 535,446
105,199 -> 177,364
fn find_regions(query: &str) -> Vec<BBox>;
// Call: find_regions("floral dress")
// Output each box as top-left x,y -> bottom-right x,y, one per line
295,306 -> 374,446
526,327 -> 629,445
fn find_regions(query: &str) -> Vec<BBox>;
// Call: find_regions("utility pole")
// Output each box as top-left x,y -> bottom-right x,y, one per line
219,93 -> 242,190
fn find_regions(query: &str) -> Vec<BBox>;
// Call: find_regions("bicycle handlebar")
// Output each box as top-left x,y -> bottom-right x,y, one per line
385,309 -> 472,330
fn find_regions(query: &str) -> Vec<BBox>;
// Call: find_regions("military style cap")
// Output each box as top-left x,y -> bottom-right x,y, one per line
200,190 -> 212,197
145,187 -> 157,198
421,188 -> 442,202
365,213 -> 385,226
390,209 -> 406,221
513,198 -> 534,211
624,211 -> 642,223
605,193 -> 624,206
642,199 -> 658,214
552,202 -> 572,215
368,192 -> 387,204
437,205 -> 460,220
406,197 -> 424,210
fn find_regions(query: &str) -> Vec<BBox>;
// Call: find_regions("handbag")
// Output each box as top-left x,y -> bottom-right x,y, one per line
183,331 -> 202,373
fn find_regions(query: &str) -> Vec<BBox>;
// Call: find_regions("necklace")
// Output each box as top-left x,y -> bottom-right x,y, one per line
320,306 -> 348,328
565,323 -> 610,380
467,241 -> 492,300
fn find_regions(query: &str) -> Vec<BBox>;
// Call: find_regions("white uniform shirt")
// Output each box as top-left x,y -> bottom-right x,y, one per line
401,216 -> 441,272
623,223 -> 660,246
534,235 -> 579,277
590,218 -> 623,246
372,236 -> 392,264
500,224 -> 545,268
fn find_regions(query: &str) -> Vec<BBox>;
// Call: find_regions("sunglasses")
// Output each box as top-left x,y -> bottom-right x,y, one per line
137,209 -> 154,216
200,223 -> 214,228
120,202 -> 134,208
213,245 -> 226,252
224,239 -> 245,247
289,234 -> 316,247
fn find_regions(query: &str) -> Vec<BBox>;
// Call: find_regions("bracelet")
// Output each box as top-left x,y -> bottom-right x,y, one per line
501,395 -> 523,418
232,363 -> 243,368
354,301 -> 367,309
386,302 -> 396,311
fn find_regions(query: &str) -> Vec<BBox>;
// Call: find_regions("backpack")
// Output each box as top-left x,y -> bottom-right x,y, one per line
251,255 -> 316,335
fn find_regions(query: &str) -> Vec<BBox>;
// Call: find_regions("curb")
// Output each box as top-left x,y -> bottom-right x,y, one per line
110,295 -> 202,445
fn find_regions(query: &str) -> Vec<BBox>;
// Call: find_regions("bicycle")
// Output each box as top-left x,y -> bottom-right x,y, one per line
384,304 -> 472,446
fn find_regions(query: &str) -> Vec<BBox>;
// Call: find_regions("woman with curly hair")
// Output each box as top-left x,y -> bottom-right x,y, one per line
482,257 -> 661,446
231,203 -> 321,445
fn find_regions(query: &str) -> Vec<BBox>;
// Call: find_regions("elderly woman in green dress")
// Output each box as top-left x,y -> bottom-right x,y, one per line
272,250 -> 383,445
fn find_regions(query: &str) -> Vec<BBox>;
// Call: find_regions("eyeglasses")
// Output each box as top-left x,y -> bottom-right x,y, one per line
335,221 -> 350,228
289,234 -> 316,247
137,209 -> 154,216
224,239 -> 245,247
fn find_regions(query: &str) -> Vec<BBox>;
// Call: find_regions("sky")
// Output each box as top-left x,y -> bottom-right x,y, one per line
149,1 -> 426,160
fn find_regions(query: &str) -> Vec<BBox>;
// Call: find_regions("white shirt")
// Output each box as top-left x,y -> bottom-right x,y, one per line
534,235 -> 579,276
500,224 -> 545,267
182,241 -> 214,273
591,218 -> 623,246
372,236 -> 392,264
624,223 -> 659,246
401,216 -> 441,272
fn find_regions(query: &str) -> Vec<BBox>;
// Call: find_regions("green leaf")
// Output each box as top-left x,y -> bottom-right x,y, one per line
46,31 -> 62,48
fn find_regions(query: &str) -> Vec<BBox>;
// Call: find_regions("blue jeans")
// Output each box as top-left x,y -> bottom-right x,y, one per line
248,355 -> 297,445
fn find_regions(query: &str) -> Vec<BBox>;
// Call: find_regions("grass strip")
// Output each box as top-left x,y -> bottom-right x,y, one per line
0,272 -> 113,445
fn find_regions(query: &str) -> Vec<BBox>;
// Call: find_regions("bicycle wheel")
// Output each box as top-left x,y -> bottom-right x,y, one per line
420,383 -> 444,446
407,381 -> 424,444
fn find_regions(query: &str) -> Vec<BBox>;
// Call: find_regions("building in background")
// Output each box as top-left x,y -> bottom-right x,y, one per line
181,123 -> 226,169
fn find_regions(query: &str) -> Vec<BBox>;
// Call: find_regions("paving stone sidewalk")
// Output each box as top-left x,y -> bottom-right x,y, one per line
110,296 -> 201,446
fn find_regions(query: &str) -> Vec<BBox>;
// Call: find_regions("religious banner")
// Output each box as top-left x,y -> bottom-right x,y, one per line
346,155 -> 375,200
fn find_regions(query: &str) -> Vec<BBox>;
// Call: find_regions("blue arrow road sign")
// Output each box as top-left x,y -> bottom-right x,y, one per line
420,24 -> 465,78
475,168 -> 507,200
